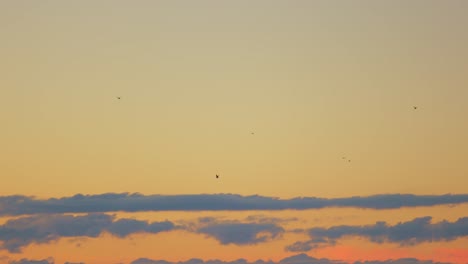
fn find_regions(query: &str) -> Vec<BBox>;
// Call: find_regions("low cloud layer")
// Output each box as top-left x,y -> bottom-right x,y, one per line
0,214 -> 286,252
2,212 -> 468,253
0,214 -> 175,252
9,259 -> 54,264
5,255 -> 450,264
1,193 -> 467,216
286,217 -> 468,252
131,254 -> 450,264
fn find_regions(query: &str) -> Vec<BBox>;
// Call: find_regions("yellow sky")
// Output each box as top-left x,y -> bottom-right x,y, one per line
1,1 -> 468,197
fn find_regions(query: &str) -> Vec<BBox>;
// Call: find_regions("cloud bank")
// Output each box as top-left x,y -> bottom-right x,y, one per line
0,214 -> 287,252
1,193 -> 467,216
9,259 -> 54,264
5,254 -> 451,264
286,217 -> 468,252
131,254 -> 450,264
0,214 -> 175,253
2,212 -> 468,254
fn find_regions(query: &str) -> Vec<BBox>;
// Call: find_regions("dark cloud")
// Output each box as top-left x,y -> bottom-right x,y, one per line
198,222 -> 284,245
0,214 -> 175,252
188,216 -> 286,245
285,217 -> 468,252
244,215 -> 298,224
9,258 -> 53,264
0,254 -> 453,264
131,254 -> 449,264
1,193 -> 468,216
285,240 -> 320,252
0,213 -> 286,252
280,254 -> 345,264
7,259 -> 86,264
108,218 -> 175,238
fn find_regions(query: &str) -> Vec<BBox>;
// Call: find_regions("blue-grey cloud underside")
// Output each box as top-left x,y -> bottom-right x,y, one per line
131,254 -> 451,264
286,216 -> 468,252
9,259 -> 54,264
1,193 -> 468,216
0,214 -> 175,253
6,255 -> 451,264
0,214 -> 285,253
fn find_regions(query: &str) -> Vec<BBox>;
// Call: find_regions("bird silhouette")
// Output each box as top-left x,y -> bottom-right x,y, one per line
117,97 -> 121,100
413,106 -> 417,110
216,174 -> 219,179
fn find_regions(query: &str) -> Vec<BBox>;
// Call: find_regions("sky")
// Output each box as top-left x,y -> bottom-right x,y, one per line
1,1 -> 468,263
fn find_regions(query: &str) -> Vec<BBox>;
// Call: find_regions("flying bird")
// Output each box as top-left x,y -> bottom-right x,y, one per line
413,106 -> 417,110
216,174 -> 219,179
117,97 -> 121,100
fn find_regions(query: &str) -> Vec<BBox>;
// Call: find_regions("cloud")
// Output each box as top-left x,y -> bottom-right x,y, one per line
244,215 -> 298,224
1,193 -> 468,216
285,217 -> 468,252
9,258 -> 53,264
130,254 -> 449,264
185,215 -> 286,245
279,253 -> 345,264
0,213 -> 175,252
198,222 -> 284,245
0,213 -> 287,252
7,259 -> 85,264
285,240 -> 321,252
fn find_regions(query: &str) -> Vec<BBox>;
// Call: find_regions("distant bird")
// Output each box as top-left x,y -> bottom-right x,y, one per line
117,97 -> 121,100
348,160 -> 351,162
413,106 -> 417,110
251,132 -> 255,135
216,174 -> 219,179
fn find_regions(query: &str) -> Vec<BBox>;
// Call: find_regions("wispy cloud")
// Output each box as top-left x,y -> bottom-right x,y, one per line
7,259 -> 84,264
198,222 -> 284,245
9,258 -> 54,264
0,214 -> 175,253
1,193 -> 467,216
286,217 -> 468,252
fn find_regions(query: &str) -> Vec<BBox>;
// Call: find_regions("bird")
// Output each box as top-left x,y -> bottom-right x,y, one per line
413,106 -> 417,110
216,174 -> 219,179
348,160 -> 351,162
117,97 -> 121,100
251,132 -> 255,135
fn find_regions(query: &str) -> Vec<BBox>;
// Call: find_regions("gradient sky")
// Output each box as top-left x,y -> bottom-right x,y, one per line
1,1 -> 468,264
